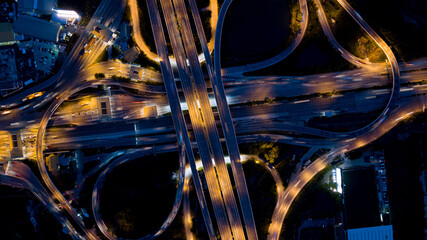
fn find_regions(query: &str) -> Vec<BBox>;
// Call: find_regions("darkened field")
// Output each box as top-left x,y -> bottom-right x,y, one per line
221,0 -> 291,67
99,152 -> 179,238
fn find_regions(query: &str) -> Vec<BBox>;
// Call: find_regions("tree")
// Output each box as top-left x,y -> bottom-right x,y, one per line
115,208 -> 135,233
94,73 -> 105,79
260,143 -> 279,164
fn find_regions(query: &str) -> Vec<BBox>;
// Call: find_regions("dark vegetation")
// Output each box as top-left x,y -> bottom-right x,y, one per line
281,166 -> 343,239
123,0 -> 160,71
346,0 -> 427,61
239,142 -> 280,164
94,73 -> 105,79
136,0 -> 156,53
99,152 -> 179,238
133,52 -> 161,71
242,160 -> 277,239
94,48 -> 108,63
111,75 -> 131,82
221,0 -> 292,67
247,0 -> 354,76
275,146 -> 311,187
111,46 -> 121,59
0,186 -> 72,239
196,0 -> 210,9
64,33 -> 79,55
239,143 -> 308,187
0,187 -> 38,239
321,0 -> 385,62
156,210 -> 186,240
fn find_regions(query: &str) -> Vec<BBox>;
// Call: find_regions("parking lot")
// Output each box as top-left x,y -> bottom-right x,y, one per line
0,46 -> 19,88
31,40 -> 59,74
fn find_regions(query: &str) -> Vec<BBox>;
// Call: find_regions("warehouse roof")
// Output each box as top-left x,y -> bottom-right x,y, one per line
13,15 -> 61,42
18,0 -> 56,15
347,225 -> 393,240
0,22 -> 14,43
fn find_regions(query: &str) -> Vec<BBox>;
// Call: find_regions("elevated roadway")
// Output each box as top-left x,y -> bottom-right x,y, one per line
172,0 -> 248,238
158,0 -> 234,237
267,94 -> 426,239
266,1 -> 401,238
145,0 -> 216,238
190,0 -> 260,238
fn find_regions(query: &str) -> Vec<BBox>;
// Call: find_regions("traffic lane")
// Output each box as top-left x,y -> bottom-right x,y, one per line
173,0 -> 246,238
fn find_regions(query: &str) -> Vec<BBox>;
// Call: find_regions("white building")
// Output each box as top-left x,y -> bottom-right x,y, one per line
52,9 -> 81,25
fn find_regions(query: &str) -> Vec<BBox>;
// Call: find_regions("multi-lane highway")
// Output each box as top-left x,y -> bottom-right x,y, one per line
189,0 -> 260,238
128,0 -> 218,65
171,0 -> 250,238
145,0 -> 217,239
0,0 -> 423,239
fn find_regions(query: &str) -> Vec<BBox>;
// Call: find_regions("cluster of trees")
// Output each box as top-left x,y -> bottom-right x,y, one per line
356,36 -> 386,62
94,73 -> 105,79
233,97 -> 274,108
242,142 -> 280,164
290,6 -> 302,37
111,75 -> 132,82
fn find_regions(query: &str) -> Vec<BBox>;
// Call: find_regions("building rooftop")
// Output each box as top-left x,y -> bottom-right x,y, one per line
0,22 -> 15,44
123,46 -> 140,63
52,9 -> 81,25
18,0 -> 56,15
91,22 -> 114,42
13,15 -> 61,42
347,225 -> 393,240
0,45 -> 20,93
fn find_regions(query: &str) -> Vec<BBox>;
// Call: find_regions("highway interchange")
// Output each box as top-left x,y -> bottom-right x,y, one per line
0,0 -> 426,239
